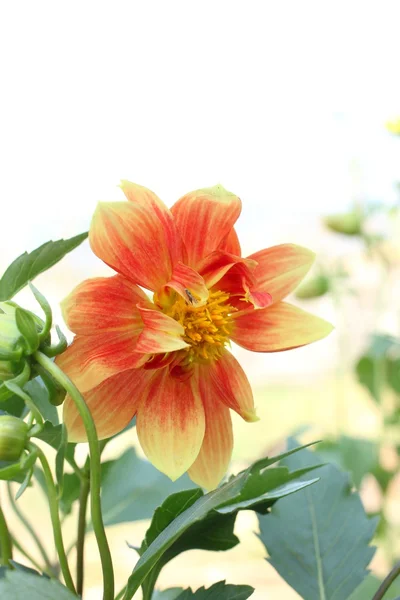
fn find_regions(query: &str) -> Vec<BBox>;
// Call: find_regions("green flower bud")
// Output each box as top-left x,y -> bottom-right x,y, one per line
0,415 -> 28,462
295,275 -> 330,299
0,303 -> 25,382
324,211 -> 363,236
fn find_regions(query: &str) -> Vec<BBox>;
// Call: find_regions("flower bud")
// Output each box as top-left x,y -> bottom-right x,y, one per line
0,415 -> 28,462
324,211 -> 363,236
0,303 -> 24,382
295,275 -> 330,299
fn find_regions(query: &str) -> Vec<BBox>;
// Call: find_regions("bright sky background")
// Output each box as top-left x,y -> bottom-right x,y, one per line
1,1 -> 400,379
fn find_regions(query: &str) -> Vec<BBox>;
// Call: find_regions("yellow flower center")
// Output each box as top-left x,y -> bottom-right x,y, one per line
157,289 -> 236,364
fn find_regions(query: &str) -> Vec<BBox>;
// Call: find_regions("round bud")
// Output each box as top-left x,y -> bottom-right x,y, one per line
324,212 -> 363,236
295,275 -> 330,300
0,415 -> 29,462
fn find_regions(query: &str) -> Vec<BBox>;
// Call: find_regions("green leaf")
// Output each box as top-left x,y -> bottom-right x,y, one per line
123,443 -> 319,599
0,233 -> 88,301
175,581 -> 254,599
60,460 -> 114,516
317,435 -> 379,488
388,357 -> 400,394
0,568 -> 78,598
0,393 -> 26,418
258,439 -> 378,600
34,421 -> 63,449
24,379 -> 59,426
97,448 -> 196,528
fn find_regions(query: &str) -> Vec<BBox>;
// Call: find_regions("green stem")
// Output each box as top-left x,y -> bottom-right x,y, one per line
7,482 -> 55,576
29,443 -> 76,594
34,351 -> 114,600
372,560 -> 400,600
0,498 -> 12,566
76,467 -> 90,597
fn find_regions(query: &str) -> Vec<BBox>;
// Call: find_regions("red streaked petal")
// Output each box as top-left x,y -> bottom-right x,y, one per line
164,262 -> 208,303
198,251 -> 257,289
55,331 -> 147,393
136,367 -> 205,481
171,185 -> 242,268
204,351 -> 258,422
63,368 -> 151,442
248,244 -> 315,303
135,305 -> 189,353
61,274 -> 148,335
188,375 -> 233,490
231,301 -> 334,352
90,195 -> 183,292
218,228 -> 241,256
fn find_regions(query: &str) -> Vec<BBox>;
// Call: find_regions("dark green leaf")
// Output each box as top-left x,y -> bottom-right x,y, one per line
34,421 -> 63,449
24,379 -> 59,426
0,568 -> 78,598
0,393 -> 26,418
258,438 -> 378,600
0,233 -> 88,301
123,443 -> 319,599
175,581 -> 254,599
317,435 -> 379,487
97,448 -> 195,528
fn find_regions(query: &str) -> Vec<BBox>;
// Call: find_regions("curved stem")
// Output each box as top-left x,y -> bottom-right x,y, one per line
0,498 -> 12,566
372,560 -> 400,600
29,443 -> 76,594
7,482 -> 55,576
76,468 -> 90,597
34,351 -> 114,600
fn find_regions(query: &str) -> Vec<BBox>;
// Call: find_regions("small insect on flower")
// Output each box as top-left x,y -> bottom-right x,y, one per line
185,289 -> 196,305
57,182 -> 333,489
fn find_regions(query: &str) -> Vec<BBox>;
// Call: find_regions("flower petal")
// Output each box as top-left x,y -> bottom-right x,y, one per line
63,368 -> 151,442
135,305 -> 189,354
205,351 -> 258,422
218,228 -> 241,256
56,330 -> 147,393
231,301 -> 334,352
247,244 -> 315,303
164,262 -> 208,303
61,274 -> 148,335
198,251 -> 257,289
188,376 -> 233,490
90,185 -> 184,291
171,185 -> 241,268
136,367 -> 205,480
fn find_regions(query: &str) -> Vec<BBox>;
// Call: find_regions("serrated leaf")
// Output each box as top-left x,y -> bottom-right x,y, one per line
0,568 -> 77,598
258,438 -> 378,600
175,581 -> 254,599
34,421 -> 63,449
123,443 -> 319,599
0,233 -> 88,301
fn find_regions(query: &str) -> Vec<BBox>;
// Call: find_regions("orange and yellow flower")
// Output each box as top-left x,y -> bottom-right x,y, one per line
58,182 -> 333,489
